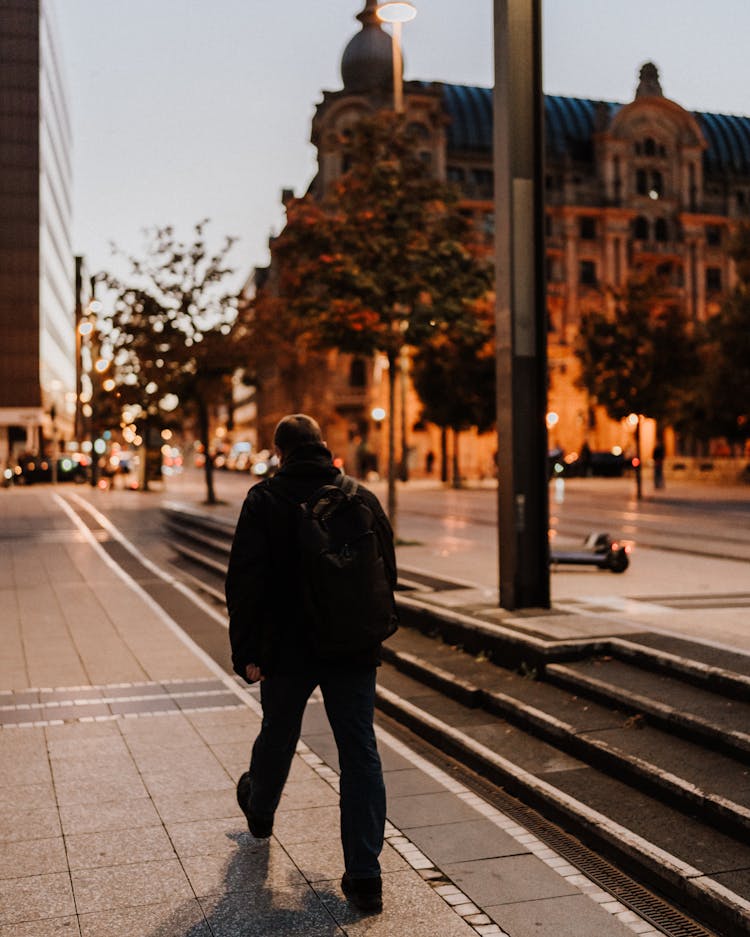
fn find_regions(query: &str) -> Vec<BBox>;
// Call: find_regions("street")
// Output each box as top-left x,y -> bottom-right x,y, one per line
152,468 -> 750,655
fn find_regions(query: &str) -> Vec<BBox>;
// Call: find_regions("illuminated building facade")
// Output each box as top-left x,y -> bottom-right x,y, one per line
0,0 -> 74,467
248,3 -> 750,475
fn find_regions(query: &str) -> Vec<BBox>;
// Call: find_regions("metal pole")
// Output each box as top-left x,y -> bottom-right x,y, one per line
493,0 -> 550,609
392,21 -> 403,114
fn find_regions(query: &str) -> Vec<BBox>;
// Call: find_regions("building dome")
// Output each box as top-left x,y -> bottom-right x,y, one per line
341,0 -> 396,94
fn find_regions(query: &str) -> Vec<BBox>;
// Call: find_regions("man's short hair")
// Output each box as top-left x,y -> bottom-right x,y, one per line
273,414 -> 323,456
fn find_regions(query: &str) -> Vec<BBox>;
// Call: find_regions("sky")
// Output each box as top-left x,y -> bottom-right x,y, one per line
56,0 -> 750,289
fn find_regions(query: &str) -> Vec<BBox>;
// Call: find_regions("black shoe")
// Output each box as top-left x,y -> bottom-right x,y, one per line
341,873 -> 383,913
236,771 -> 273,838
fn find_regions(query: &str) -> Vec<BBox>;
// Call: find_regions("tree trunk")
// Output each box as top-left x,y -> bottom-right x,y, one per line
440,426 -> 448,483
387,352 -> 398,536
451,428 -> 462,489
634,417 -> 642,500
198,397 -> 217,505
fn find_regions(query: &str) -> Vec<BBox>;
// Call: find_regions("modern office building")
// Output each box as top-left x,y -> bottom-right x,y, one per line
247,2 -> 750,475
0,0 -> 74,467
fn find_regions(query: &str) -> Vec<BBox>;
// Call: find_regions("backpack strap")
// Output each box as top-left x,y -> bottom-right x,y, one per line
334,474 -> 359,497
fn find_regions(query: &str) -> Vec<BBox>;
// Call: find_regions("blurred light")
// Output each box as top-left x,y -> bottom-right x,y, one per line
103,431 -> 111,440
40,461 -> 48,470
102,378 -> 116,392
611,446 -> 623,456
371,407 -> 386,422
78,321 -> 94,336
27,461 -> 35,471
145,381 -> 158,395
3,468 -> 12,480
160,393 -> 179,412
161,429 -> 173,440
82,404 -> 93,418
648,189 -> 659,200
94,358 -> 110,373
13,466 -> 22,475
97,479 -> 108,490
252,461 -> 268,475
161,444 -> 172,456
627,413 -> 639,426
377,1 -> 417,23
553,462 -> 564,474
81,440 -> 93,453
546,411 -> 559,428
333,457 -> 344,469
93,438 -> 106,455
632,457 -> 641,468
90,300 -> 103,313
60,458 -> 73,472
133,435 -> 143,446
216,426 -> 227,438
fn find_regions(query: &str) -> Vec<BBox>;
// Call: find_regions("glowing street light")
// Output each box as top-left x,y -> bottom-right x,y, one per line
376,1 -> 416,114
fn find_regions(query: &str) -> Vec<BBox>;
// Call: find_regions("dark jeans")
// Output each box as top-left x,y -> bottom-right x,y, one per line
248,665 -> 385,878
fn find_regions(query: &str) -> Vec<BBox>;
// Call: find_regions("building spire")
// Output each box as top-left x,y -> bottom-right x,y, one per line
341,0 -> 394,94
635,62 -> 663,99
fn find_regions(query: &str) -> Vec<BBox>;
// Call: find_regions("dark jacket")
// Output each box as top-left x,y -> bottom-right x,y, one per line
225,442 -> 397,681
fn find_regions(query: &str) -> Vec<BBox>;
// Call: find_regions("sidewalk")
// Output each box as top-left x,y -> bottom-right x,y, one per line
2,487 -> 663,935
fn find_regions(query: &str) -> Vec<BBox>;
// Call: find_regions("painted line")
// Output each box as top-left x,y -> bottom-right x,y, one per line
51,493 -> 255,712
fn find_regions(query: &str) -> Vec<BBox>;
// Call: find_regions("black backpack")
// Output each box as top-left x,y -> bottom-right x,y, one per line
296,475 -> 398,658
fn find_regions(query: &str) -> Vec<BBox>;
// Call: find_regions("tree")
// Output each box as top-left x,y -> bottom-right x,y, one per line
575,272 -> 699,497
267,111 -> 492,530
700,225 -> 750,450
101,220 -> 245,504
411,294 -> 495,487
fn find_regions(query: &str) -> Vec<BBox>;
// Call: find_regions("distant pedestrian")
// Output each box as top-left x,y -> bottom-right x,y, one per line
425,449 -> 435,475
225,413 -> 397,914
653,441 -> 665,489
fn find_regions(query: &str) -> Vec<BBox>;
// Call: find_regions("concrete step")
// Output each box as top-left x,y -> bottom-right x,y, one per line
384,628 -> 750,841
376,661 -> 750,937
546,657 -> 750,762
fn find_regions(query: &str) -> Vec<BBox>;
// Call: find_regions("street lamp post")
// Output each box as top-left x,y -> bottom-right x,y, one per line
493,0 -> 550,609
376,1 -> 416,114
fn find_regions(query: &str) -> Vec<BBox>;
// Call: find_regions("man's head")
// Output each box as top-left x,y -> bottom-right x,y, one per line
273,414 -> 323,461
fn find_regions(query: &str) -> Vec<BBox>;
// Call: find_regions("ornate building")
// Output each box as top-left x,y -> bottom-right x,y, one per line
244,1 -> 750,476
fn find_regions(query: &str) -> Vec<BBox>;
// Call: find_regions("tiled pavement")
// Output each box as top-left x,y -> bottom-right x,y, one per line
1,488 -> 661,935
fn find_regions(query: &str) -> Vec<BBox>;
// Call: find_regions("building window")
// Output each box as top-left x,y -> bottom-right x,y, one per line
644,137 -> 656,156
579,217 -> 596,240
545,213 -> 553,237
349,358 -> 367,388
447,166 -> 465,184
737,190 -> 747,208
636,169 -> 648,195
649,171 -> 663,199
654,218 -> 669,242
706,267 -> 722,292
706,225 -> 722,246
579,260 -> 597,286
482,213 -> 495,237
471,168 -> 493,197
633,216 -> 650,240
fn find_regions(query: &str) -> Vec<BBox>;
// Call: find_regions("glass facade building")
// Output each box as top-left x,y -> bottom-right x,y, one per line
0,0 -> 73,466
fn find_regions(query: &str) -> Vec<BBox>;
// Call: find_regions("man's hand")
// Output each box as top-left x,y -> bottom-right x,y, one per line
245,663 -> 264,683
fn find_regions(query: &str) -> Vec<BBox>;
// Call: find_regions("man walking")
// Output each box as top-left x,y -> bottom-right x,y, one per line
225,414 -> 397,913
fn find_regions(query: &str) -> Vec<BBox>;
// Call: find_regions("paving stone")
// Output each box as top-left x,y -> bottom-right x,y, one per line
78,898 -> 210,937
141,763 -> 233,797
166,816 -> 252,859
50,756 -> 141,786
0,871 -> 75,925
71,858 -> 193,914
385,790 -> 482,830
278,778 -> 341,811
47,735 -> 130,760
0,781 -> 56,809
150,787 -> 239,823
318,868 -> 476,936
405,818 -> 527,866
274,804 -> 342,845
303,733 -> 340,771
443,854 -> 580,907
0,915 -> 80,937
65,825 -> 176,870
0,836 -> 68,879
282,839 -> 408,882
53,774 -> 149,807
181,840 -> 306,896
486,893 -> 639,937
44,721 -> 120,743
0,803 -> 61,842
383,766 -> 452,798
199,884 -> 344,936
59,796 -> 161,835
